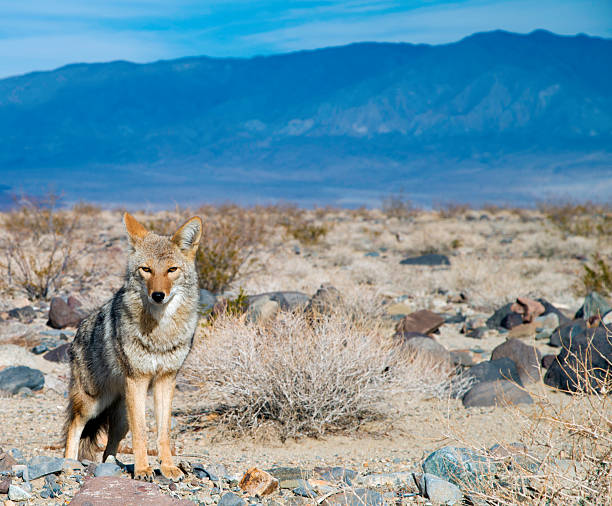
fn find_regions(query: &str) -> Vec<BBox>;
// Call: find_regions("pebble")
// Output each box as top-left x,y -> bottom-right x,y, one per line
218,492 -> 246,506
93,462 -> 123,477
8,484 -> 31,502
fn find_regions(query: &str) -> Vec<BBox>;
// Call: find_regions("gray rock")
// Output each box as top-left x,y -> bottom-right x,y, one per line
199,289 -> 217,313
28,455 -> 65,480
31,344 -> 48,354
193,462 -> 230,482
422,446 -> 495,487
549,319 -> 588,347
357,471 -> 413,488
218,492 -> 247,506
8,484 -> 32,501
400,254 -> 450,266
537,298 -> 570,325
43,343 -> 71,363
403,337 -> 451,364
292,481 -> 316,498
44,474 -> 62,497
305,284 -> 343,317
486,303 -> 516,330
462,380 -> 533,407
9,449 -> 26,465
8,306 -> 36,323
94,462 -> 123,477
246,296 -> 279,323
251,291 -> 310,311
320,488 -> 384,506
491,338 -> 542,384
575,291 -> 611,320
465,358 -> 522,386
266,467 -> 314,482
317,466 -> 358,485
0,366 -> 44,394
414,472 -> 463,504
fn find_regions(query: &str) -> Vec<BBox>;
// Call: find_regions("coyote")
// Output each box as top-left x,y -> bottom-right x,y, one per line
64,212 -> 202,481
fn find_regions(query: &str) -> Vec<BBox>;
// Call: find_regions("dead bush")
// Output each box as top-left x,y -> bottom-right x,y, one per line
434,200 -> 473,219
0,192 -> 89,299
578,253 -> 612,296
282,218 -> 329,245
539,201 -> 612,238
381,190 -> 419,220
185,309 -> 465,441
446,336 -> 611,505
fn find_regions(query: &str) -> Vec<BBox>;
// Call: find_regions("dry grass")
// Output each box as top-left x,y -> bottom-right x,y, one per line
185,307 -> 467,441
445,336 -> 611,505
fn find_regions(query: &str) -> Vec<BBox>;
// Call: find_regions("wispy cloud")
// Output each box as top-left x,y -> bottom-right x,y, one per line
0,0 -> 609,78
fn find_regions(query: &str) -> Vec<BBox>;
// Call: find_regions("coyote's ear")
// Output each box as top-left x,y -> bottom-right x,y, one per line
172,216 -> 202,254
124,212 -> 148,244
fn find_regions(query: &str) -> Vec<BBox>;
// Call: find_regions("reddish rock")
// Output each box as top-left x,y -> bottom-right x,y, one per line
541,354 -> 556,369
67,296 -> 82,309
510,297 -> 545,323
396,310 -> 445,335
0,476 -> 10,494
239,467 -> 279,497
69,476 -> 194,505
0,452 -> 17,472
48,297 -> 84,329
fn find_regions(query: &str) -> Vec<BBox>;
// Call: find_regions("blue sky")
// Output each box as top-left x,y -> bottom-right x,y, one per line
0,0 -> 610,78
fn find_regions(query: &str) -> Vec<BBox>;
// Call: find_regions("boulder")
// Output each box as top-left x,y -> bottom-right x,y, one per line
575,291 -> 611,321
305,284 -> 343,317
414,472 -> 463,504
48,297 -> 84,329
400,254 -> 450,266
537,298 -> 570,325
69,476 -> 195,505
500,312 -> 523,330
422,446 -> 495,487
396,309 -> 445,335
491,338 -> 542,384
541,354 -> 556,369
462,380 -> 533,407
510,297 -> 545,323
544,326 -> 611,393
0,366 -> 44,394
486,303 -> 515,330
465,358 -> 523,386
8,306 -> 36,323
246,296 -> 279,323
403,337 -> 451,364
252,291 -> 310,311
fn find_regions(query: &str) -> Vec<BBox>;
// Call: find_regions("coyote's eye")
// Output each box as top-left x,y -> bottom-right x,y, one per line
140,266 -> 151,273
167,267 -> 178,273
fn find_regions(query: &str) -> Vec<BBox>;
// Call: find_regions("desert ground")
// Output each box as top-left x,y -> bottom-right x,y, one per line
0,200 -> 610,505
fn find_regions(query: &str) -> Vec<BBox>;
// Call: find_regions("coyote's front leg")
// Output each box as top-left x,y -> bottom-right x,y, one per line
154,372 -> 183,481
125,375 -> 154,481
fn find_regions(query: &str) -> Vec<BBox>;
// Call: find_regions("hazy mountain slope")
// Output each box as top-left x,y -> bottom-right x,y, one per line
0,30 -> 610,205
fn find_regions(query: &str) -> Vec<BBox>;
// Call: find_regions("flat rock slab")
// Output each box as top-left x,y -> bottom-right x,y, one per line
69,476 -> 195,505
400,254 -> 450,266
28,455 -> 65,480
0,366 -> 44,394
463,380 -> 533,407
396,309 -> 445,335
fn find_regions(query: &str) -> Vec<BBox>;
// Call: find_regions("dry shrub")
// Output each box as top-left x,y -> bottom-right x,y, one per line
381,191 -> 420,220
447,337 -> 611,505
579,253 -> 612,296
186,310 -> 463,441
434,201 -> 473,219
282,218 -> 329,245
146,204 -> 269,293
539,201 -> 612,238
0,192 -> 90,299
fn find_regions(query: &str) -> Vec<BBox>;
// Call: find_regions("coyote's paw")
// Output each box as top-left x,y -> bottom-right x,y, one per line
134,466 -> 155,482
161,464 -> 184,482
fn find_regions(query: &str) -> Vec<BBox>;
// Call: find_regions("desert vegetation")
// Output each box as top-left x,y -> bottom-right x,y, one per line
0,196 -> 610,504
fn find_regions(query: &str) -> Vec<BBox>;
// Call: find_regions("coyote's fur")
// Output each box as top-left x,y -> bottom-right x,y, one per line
64,212 -> 202,481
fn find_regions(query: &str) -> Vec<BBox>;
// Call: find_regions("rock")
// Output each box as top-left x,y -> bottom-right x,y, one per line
217,492 -> 246,506
199,289 -> 217,313
575,292 -> 612,320
7,485 -> 30,502
364,251 -> 379,257
305,284 -> 343,317
500,312 -> 523,330
450,350 -> 476,366
94,462 -> 122,477
8,449 -> 26,465
320,488 -> 384,506
537,299 -> 569,325
69,476 -> 195,505
396,309 -> 445,335
251,291 -> 310,311
541,354 -> 556,369
246,297 -> 279,323
27,455 -> 65,480
192,463 -> 230,482
67,295 -> 82,309
357,471 -> 413,488
422,446 -> 495,487
544,326 -> 612,393
47,297 -> 84,329
0,477 -> 10,494
316,466 -> 358,486
7,306 -> 36,324
239,467 -> 278,496
491,338 -> 542,384
31,344 -> 48,355
462,380 -> 533,407
486,303 -> 516,329
414,472 -> 463,504
292,481 -> 316,498
466,327 -> 487,339
44,474 -> 62,497
266,467 -> 313,482
43,343 -> 71,363
602,310 -> 612,326
549,319 -> 589,347
535,313 -> 560,332
0,366 -> 44,394
465,358 -> 523,386
444,312 -> 466,324
394,331 -> 431,341
403,337 -> 451,364
400,254 -> 450,266
508,322 -> 538,339
510,297 -> 545,323
0,451 -> 17,472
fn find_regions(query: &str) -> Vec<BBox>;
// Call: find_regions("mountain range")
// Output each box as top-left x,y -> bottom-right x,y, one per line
0,29 -> 610,207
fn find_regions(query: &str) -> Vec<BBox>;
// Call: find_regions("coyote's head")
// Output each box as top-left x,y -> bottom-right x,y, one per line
123,212 -> 202,306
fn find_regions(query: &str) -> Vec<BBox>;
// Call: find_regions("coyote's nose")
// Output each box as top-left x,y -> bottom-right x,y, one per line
151,292 -> 165,303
